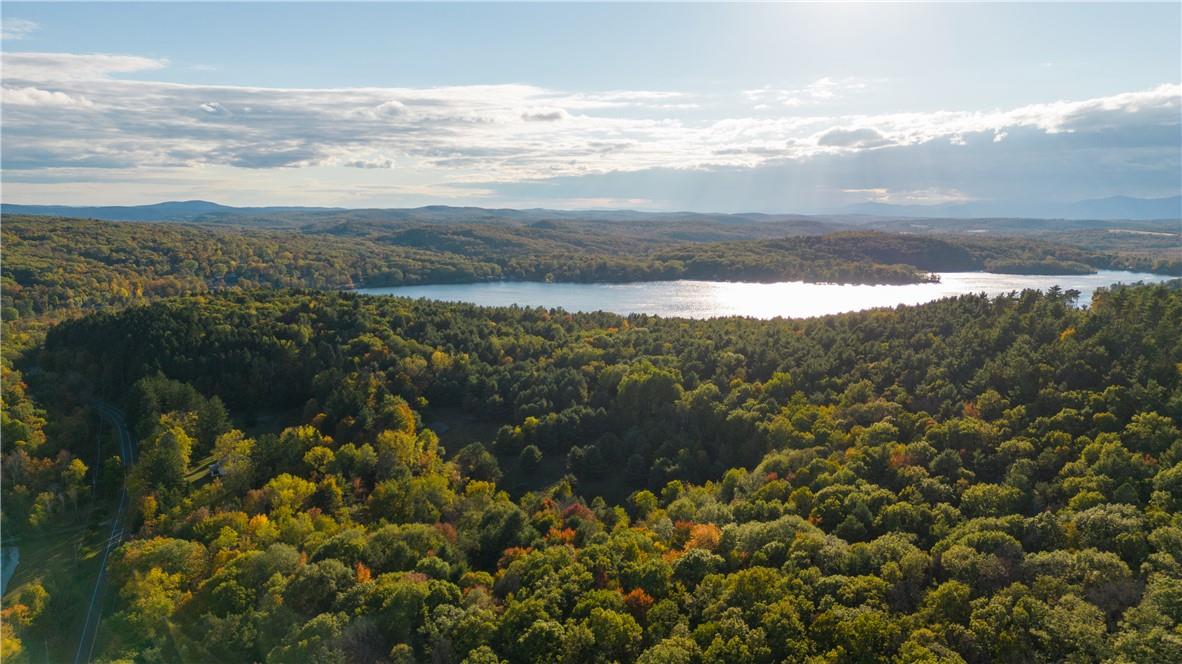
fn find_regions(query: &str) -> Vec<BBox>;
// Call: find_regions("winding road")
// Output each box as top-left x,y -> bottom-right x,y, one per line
73,400 -> 136,664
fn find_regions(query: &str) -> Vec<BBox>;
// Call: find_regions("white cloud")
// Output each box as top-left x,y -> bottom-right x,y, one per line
2,86 -> 94,108
1,50 -> 1178,199
817,127 -> 890,148
374,100 -> 406,117
802,83 -> 1182,153
746,77 -> 872,108
0,18 -> 39,41
560,90 -> 693,111
1,52 -> 167,81
842,187 -> 972,204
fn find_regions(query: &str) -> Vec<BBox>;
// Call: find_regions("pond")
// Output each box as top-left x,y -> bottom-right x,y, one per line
355,270 -> 1176,319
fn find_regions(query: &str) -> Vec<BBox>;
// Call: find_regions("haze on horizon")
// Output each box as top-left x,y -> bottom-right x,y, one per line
1,2 -> 1180,213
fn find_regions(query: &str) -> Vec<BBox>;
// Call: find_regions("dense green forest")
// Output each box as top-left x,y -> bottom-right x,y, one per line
4,280 -> 1181,662
0,216 -> 502,319
2,212 -> 1180,662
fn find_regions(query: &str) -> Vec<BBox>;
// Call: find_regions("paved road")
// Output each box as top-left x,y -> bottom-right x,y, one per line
74,400 -> 136,664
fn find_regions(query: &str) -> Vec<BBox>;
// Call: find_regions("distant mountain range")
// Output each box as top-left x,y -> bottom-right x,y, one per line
0,200 -> 848,228
0,200 -> 342,222
2,195 -> 1179,225
838,195 -> 1182,220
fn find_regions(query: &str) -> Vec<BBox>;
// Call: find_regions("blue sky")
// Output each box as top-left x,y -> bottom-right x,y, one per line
2,2 -> 1180,211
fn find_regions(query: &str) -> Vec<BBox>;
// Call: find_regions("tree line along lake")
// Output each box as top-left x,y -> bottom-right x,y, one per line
355,270 -> 1177,319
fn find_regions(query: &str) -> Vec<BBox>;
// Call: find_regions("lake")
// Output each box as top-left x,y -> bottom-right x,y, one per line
356,270 -> 1177,319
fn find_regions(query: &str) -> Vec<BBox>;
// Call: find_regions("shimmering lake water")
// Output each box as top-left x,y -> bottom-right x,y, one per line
356,270 -> 1176,319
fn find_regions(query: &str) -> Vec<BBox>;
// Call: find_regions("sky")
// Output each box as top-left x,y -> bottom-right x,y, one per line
1,2 -> 1180,212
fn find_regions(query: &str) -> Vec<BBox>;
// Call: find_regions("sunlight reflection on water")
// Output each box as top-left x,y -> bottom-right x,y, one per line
356,271 -> 1176,319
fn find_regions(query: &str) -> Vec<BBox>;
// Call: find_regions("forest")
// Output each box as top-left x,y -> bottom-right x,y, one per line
3,0 -> 1180,659
5,215 -> 1179,325
2,264 -> 1181,661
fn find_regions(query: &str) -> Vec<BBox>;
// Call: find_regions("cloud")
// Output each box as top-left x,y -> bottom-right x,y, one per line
341,158 -> 394,169
746,77 -> 872,108
1,52 -> 167,81
521,107 -> 569,122
797,84 -> 1182,155
478,121 -> 1180,212
2,86 -> 94,109
0,18 -> 39,41
817,127 -> 890,148
0,53 -> 712,176
842,187 -> 972,204
208,143 -> 322,169
1,49 -> 1178,210
374,100 -> 406,118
